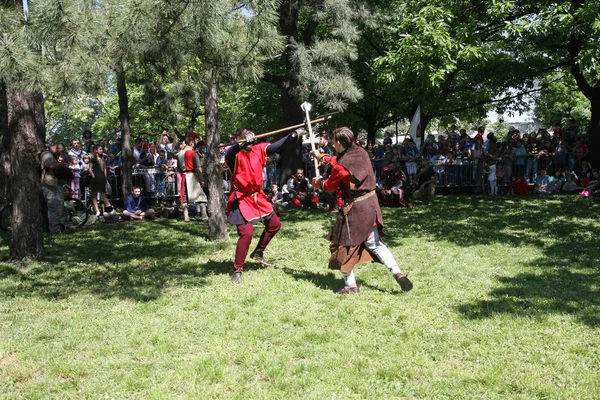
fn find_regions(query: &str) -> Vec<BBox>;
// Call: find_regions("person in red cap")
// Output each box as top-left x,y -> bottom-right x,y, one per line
225,127 -> 302,284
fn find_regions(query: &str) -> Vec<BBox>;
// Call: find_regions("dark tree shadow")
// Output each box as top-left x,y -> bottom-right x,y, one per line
456,269 -> 600,327
0,221 -> 235,302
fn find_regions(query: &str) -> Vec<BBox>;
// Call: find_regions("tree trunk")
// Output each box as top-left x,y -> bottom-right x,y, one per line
204,68 -> 227,241
278,83 -> 304,186
6,88 -> 45,261
117,68 -> 133,200
0,80 -> 10,206
365,109 -> 378,145
588,98 -> 600,168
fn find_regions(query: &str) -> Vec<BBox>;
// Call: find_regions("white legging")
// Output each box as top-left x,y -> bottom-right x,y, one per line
363,226 -> 401,275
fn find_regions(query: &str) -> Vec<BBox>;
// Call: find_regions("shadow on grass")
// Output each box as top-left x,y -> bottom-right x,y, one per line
456,269 -> 600,327
281,266 -> 340,292
415,196 -> 600,327
0,220 -> 236,302
280,265 -> 394,295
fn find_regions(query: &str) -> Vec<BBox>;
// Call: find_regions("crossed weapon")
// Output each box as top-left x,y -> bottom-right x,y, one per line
232,102 -> 331,178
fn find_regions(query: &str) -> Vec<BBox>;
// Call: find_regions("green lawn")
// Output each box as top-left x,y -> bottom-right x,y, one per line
1,196 -> 599,399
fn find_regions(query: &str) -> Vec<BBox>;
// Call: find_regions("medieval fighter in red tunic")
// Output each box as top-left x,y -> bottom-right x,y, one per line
225,128 -> 300,284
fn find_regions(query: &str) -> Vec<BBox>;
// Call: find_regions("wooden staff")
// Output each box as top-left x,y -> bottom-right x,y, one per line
301,102 -> 320,177
220,113 -> 337,146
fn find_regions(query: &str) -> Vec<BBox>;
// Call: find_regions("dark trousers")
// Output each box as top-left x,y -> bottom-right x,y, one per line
234,213 -> 281,270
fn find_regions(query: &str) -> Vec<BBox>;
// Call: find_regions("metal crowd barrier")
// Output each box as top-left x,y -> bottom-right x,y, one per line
76,167 -> 231,207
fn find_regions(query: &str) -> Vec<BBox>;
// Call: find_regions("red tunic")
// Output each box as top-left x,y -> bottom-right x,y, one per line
227,142 -> 273,222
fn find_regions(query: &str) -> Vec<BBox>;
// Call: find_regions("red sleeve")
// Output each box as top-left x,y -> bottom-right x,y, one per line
323,157 -> 351,192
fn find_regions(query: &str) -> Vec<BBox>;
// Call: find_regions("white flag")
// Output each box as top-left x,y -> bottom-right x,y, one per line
408,105 -> 422,148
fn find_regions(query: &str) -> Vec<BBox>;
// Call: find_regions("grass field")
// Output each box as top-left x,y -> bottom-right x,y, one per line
1,195 -> 599,399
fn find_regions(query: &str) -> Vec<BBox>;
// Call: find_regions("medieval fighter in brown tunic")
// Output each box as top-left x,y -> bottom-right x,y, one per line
312,127 -> 413,294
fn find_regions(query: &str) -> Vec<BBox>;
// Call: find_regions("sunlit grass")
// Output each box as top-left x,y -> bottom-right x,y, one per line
1,195 -> 599,398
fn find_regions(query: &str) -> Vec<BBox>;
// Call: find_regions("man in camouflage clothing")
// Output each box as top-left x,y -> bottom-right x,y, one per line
40,143 -> 69,233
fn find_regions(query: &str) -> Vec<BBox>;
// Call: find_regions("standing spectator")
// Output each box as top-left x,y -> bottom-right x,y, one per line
106,152 -> 122,176
470,139 -> 485,192
538,140 -> 553,174
133,138 -> 144,166
430,149 -> 446,185
155,149 -> 168,199
487,158 -> 498,195
159,129 -> 178,156
177,137 -> 208,222
403,138 -> 420,185
319,132 -> 338,212
68,139 -> 86,168
89,145 -> 115,217
40,144 -> 70,233
553,122 -> 564,139
525,137 -> 540,183
123,186 -> 155,220
574,139 -> 589,167
372,144 -> 385,183
502,145 -> 514,186
185,126 -> 200,142
264,144 -> 280,189
567,118 -> 579,134
68,156 -> 82,199
553,138 -> 567,174
512,139 -> 527,178
82,129 -> 94,153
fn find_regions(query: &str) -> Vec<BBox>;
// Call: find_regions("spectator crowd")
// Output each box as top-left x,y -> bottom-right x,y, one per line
43,118 -> 597,222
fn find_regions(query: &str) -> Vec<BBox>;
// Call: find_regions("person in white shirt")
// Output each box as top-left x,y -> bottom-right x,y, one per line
488,158 -> 497,195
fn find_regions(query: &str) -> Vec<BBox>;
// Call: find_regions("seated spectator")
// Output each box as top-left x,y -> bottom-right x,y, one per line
268,184 -> 285,205
507,176 -> 529,195
534,169 -> 559,194
552,170 -> 566,192
123,186 -> 155,220
581,170 -> 600,197
286,168 -> 319,208
562,174 -> 582,193
411,159 -> 436,205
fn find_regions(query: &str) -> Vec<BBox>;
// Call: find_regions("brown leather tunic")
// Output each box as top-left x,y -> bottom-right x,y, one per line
326,144 -> 384,272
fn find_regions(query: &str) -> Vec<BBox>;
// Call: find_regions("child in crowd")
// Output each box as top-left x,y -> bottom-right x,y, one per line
80,154 -> 91,189
268,184 -> 284,205
165,153 -> 179,198
69,156 -> 81,199
562,174 -> 581,193
155,149 -> 168,199
508,175 -> 529,195
487,158 -> 497,195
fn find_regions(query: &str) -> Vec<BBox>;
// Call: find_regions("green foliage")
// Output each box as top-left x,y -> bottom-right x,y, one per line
534,73 -> 591,129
